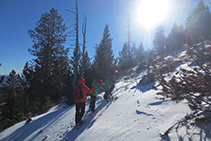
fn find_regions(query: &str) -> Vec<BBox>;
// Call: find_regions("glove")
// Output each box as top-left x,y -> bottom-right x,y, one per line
92,86 -> 96,90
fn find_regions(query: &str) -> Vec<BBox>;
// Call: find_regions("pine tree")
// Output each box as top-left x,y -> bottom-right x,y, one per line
23,8 -> 70,112
70,47 -> 81,77
186,0 -> 211,42
80,51 -> 92,87
94,24 -> 114,80
136,43 -> 146,70
153,25 -> 166,55
136,43 -> 145,62
89,57 -> 101,83
79,51 -> 91,76
118,43 -> 136,70
118,43 -> 128,70
131,43 -> 137,61
166,23 -> 185,53
0,70 -> 28,129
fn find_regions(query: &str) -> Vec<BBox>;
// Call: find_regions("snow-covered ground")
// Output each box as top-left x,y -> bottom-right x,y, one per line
0,53 -> 211,141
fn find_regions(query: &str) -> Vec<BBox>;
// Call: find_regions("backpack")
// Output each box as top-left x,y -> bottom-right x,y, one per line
75,85 -> 84,100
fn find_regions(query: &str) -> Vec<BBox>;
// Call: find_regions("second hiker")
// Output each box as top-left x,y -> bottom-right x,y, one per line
104,66 -> 120,101
89,79 -> 103,112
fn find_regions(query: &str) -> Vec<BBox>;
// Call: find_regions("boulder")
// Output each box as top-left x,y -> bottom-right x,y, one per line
138,73 -> 155,86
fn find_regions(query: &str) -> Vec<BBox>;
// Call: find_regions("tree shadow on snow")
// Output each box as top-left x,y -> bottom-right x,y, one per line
2,105 -> 74,141
176,121 -> 211,141
63,98 -> 116,141
160,135 -> 170,141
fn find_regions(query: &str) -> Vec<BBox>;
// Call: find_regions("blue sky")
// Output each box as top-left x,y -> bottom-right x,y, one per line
0,0 -> 200,75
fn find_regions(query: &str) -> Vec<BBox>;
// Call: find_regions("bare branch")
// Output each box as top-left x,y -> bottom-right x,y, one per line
65,9 -> 76,15
67,24 -> 76,29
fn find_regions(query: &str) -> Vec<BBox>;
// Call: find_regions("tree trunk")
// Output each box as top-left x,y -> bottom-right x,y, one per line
72,0 -> 79,89
81,15 -> 87,78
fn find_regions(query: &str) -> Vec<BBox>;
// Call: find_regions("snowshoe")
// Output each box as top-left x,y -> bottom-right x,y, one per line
107,95 -> 118,102
74,120 -> 85,129
91,109 -> 95,113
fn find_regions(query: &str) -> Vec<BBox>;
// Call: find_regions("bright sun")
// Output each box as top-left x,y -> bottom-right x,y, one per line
136,0 -> 169,29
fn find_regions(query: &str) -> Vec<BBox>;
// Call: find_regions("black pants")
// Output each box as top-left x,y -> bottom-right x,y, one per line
104,83 -> 115,100
75,102 -> 85,124
89,95 -> 97,112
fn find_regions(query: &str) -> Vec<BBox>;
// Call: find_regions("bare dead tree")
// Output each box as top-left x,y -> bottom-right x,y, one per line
81,15 -> 87,78
66,0 -> 79,89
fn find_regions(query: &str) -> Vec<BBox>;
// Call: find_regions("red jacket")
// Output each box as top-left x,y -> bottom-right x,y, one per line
74,78 -> 95,103
110,66 -> 120,82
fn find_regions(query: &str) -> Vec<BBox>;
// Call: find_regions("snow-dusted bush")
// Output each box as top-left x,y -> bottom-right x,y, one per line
152,40 -> 211,136
153,42 -> 211,110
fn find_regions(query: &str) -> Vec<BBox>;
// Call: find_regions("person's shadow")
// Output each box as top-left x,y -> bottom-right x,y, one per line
63,97 -> 117,141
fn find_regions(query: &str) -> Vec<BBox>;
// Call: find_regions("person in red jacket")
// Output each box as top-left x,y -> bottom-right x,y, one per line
104,66 -> 120,100
110,66 -> 120,83
74,77 -> 95,125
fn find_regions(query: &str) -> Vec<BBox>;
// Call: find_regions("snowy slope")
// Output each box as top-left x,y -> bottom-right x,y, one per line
0,55 -> 211,140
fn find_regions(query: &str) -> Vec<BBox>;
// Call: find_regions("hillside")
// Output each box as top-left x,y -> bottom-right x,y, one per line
0,50 -> 211,141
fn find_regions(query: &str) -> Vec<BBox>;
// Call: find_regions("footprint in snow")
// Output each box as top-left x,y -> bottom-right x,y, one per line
148,100 -> 169,106
42,135 -> 49,141
136,110 -> 153,116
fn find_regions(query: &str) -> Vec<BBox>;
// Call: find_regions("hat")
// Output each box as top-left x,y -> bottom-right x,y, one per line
78,78 -> 85,85
99,79 -> 103,85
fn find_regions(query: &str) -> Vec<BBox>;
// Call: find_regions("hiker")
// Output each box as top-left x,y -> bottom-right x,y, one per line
89,79 -> 103,112
103,79 -> 112,100
104,66 -> 120,101
74,77 -> 95,125
110,66 -> 120,85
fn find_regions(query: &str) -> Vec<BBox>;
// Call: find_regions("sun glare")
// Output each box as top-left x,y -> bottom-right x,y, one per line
136,0 -> 169,29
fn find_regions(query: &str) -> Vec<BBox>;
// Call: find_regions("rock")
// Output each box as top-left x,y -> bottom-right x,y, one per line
25,118 -> 32,125
138,73 -> 155,86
